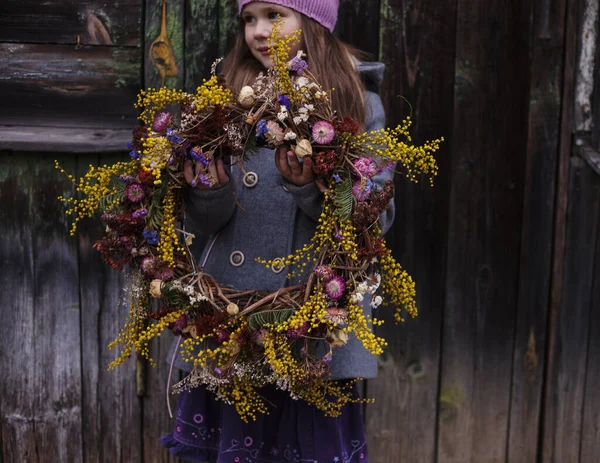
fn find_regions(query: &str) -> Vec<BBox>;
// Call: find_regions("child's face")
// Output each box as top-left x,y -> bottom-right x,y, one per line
242,2 -> 302,69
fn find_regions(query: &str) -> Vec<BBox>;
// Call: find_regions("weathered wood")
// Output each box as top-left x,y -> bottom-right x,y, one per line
364,0 -> 456,461
0,126 -> 133,153
184,0 -> 220,92
541,0 -> 581,459
144,0 -> 185,90
77,153 -> 143,463
580,160 -> 600,462
505,0 -> 569,460
578,136 -> 600,176
542,157 -> 600,462
217,0 -> 239,60
0,44 -> 140,129
0,153 -> 40,461
0,1 -> 142,47
336,0 -> 380,58
1,153 -> 83,462
436,0 -> 531,460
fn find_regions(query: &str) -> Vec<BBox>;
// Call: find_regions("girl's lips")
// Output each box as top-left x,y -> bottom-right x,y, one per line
257,47 -> 269,56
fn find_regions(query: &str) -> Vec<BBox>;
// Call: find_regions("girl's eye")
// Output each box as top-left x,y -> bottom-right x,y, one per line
243,15 -> 256,24
268,12 -> 281,20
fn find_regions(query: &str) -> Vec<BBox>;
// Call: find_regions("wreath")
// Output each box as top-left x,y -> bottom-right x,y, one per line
56,22 -> 443,422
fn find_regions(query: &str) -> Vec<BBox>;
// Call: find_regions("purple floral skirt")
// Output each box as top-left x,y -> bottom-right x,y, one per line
159,382 -> 368,463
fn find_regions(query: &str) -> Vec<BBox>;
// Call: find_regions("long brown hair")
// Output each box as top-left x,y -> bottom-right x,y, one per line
222,13 -> 370,128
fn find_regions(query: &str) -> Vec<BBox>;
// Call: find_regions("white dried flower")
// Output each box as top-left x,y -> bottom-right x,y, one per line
284,131 -> 297,141
149,279 -> 163,298
293,139 -> 313,158
238,86 -> 255,108
370,295 -> 383,309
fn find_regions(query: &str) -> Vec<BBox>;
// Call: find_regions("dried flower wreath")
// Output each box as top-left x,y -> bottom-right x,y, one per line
56,21 -> 443,422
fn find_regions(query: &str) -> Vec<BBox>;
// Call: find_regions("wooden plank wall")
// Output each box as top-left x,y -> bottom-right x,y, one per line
2,0 -> 600,462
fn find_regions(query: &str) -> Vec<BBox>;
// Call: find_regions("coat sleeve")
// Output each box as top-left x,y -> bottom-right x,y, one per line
283,90 -> 394,229
363,91 -> 396,236
184,179 -> 237,236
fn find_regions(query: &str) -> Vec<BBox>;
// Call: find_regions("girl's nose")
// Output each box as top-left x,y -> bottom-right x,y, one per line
254,19 -> 272,39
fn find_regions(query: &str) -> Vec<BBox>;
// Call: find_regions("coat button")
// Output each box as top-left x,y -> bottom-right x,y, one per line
271,258 -> 285,274
243,171 -> 258,188
230,250 -> 245,267
282,185 -> 290,192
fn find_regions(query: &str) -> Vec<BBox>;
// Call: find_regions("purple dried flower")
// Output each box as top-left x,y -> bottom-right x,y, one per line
142,229 -> 160,245
256,120 -> 268,137
322,355 -> 332,363
325,275 -> 346,300
119,236 -> 135,250
173,314 -> 188,332
290,57 -> 308,74
132,208 -> 148,219
166,128 -> 183,144
312,120 -> 335,145
213,329 -> 230,346
277,95 -> 291,110
154,266 -> 175,280
129,149 -> 141,159
332,173 -> 342,183
125,183 -> 145,203
153,111 -> 171,132
140,256 -> 156,276
119,175 -> 134,183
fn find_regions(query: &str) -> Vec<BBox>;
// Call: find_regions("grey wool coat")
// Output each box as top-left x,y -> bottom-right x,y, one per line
167,62 -> 392,380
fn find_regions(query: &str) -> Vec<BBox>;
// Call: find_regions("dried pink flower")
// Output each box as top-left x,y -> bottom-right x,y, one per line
264,121 -> 285,146
312,120 -> 335,145
314,265 -> 334,281
125,183 -> 145,203
325,275 -> 346,300
353,157 -> 377,177
153,111 -> 171,132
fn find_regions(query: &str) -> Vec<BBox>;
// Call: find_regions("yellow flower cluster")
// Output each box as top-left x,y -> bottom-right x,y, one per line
192,75 -> 233,112
136,87 -> 187,125
227,376 -> 270,422
264,331 -> 307,383
380,251 -> 418,323
268,19 -> 302,98
156,187 -> 183,267
298,378 -> 373,418
346,300 -> 387,355
277,290 -> 328,333
107,291 -> 149,369
353,117 -> 443,185
338,219 -> 358,260
55,159 -> 136,235
140,135 -> 171,185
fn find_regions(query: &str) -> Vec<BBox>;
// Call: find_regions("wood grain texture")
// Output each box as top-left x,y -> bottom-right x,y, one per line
0,0 -> 142,46
580,160 -> 600,463
77,153 -> 143,463
1,153 -> 83,462
436,0 -> 531,461
541,0 -> 581,459
543,157 -> 600,462
336,0 -> 380,57
505,0 -> 568,461
0,126 -> 133,153
184,0 -> 220,91
0,44 -> 140,129
364,0 -> 456,461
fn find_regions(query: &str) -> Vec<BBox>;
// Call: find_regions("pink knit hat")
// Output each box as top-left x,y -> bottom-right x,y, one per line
238,0 -> 339,32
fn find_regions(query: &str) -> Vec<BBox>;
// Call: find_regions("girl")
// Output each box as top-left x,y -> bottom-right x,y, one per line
160,1 -> 393,461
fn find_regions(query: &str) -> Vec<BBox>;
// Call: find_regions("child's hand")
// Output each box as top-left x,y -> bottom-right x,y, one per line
275,145 -> 315,186
184,158 -> 230,190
